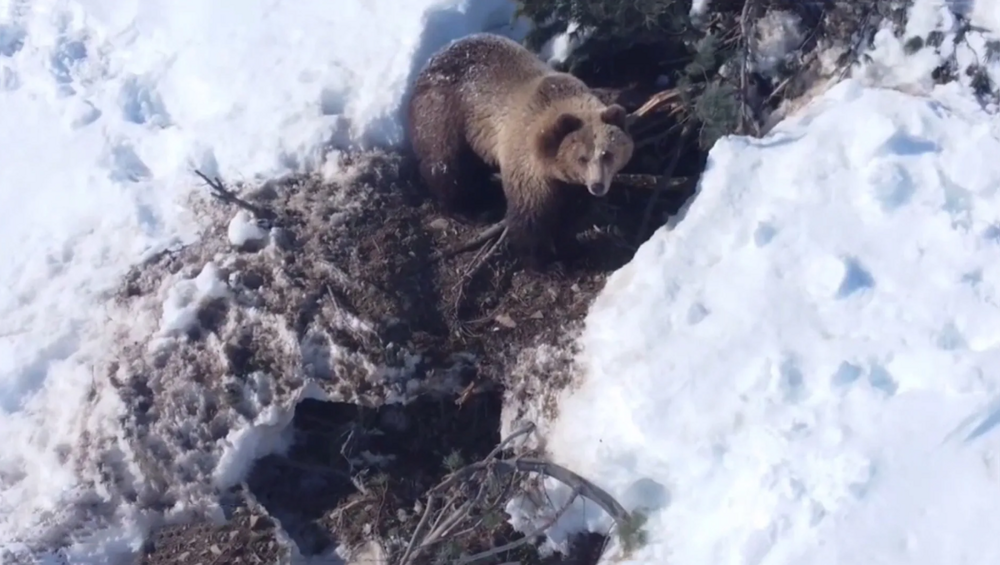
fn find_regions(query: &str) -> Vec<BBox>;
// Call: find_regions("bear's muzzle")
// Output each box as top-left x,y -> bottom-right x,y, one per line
588,182 -> 610,197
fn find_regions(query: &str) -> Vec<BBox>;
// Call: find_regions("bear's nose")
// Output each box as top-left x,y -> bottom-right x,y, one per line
588,182 -> 609,197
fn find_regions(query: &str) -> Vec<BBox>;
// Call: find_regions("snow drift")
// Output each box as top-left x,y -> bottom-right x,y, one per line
542,78 -> 1000,564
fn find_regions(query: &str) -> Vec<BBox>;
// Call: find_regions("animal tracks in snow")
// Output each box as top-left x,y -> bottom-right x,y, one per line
0,22 -> 24,57
118,74 -> 172,128
0,0 -> 29,58
829,360 -> 898,397
49,36 -> 86,93
835,256 -> 875,299
1,4 -> 179,187
103,139 -> 152,183
0,0 -> 30,90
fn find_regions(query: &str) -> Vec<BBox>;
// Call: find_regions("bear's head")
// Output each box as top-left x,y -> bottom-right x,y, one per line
537,103 -> 634,197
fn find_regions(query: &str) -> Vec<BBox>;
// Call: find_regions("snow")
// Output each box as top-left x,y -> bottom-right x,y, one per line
858,0 -> 1000,102
539,3 -> 1000,563
690,0 -> 713,20
156,262 -> 229,339
226,210 -> 268,249
539,22 -> 584,66
4,0 -> 1000,562
751,10 -> 804,78
0,0 -> 526,561
970,2 -> 1000,36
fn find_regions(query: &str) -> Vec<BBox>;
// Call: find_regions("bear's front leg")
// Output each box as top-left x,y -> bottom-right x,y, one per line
504,210 -> 556,271
549,183 -> 588,264
501,176 -> 568,271
552,226 -> 585,264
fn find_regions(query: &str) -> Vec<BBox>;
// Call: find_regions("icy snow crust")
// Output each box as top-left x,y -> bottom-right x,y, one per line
548,79 -> 1000,564
0,0 -> 524,560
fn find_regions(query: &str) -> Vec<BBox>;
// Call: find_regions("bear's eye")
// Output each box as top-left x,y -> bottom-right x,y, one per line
600,150 -> 612,162
578,155 -> 588,164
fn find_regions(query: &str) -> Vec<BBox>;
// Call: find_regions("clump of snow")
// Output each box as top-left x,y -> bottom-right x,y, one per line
751,10 -> 804,77
690,0 -> 712,21
226,210 -> 268,249
156,262 -> 230,339
539,22 -> 586,65
537,76 -> 1000,563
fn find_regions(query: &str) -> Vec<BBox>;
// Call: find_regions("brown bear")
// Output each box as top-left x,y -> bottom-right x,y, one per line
405,32 -> 634,269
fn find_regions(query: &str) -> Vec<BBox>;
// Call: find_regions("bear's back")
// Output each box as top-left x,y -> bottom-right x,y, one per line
419,34 -> 551,102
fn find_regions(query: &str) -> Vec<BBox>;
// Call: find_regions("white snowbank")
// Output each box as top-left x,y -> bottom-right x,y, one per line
545,76 -> 1000,563
0,0 -> 527,560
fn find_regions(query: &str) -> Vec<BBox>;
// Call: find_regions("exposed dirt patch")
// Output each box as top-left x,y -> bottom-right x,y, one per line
136,487 -> 288,565
244,394 -> 503,559
93,147 -> 694,565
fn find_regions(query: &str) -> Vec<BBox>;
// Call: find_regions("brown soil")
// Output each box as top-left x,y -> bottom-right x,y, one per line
136,487 -> 288,565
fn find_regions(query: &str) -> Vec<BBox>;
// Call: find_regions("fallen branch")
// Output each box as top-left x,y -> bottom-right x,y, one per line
628,87 -> 684,121
613,173 -> 697,193
449,458 -> 630,524
456,486 -> 581,565
433,221 -> 508,261
451,223 -> 509,320
738,0 -> 762,137
633,115 -> 687,150
192,169 -> 277,223
398,424 -> 636,565
484,172 -> 695,194
635,123 -> 694,245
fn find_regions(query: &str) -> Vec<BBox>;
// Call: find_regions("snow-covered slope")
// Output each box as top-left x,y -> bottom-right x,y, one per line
0,0 -> 524,560
543,55 -> 1000,565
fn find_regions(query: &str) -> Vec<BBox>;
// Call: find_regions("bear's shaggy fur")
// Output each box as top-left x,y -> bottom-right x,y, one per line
406,32 -> 635,269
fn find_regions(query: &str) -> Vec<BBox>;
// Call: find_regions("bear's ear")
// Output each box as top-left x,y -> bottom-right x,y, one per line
537,112 -> 584,159
600,104 -> 628,129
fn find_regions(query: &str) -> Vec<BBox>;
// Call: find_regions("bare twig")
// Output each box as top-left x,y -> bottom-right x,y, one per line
613,173 -> 698,193
429,474 -> 515,549
628,87 -> 684,121
429,458 -> 630,542
434,221 -> 508,261
424,497 -> 479,547
634,119 -> 685,150
496,459 -> 631,525
421,493 -> 465,552
635,124 -> 693,245
485,423 -> 536,461
451,224 -> 509,318
738,0 -> 762,137
456,487 -> 582,565
399,494 -> 439,565
192,169 -> 276,222
397,418 -> 633,565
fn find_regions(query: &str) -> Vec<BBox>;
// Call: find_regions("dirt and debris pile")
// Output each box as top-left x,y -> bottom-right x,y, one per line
137,487 -> 287,565
99,147 -> 689,564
